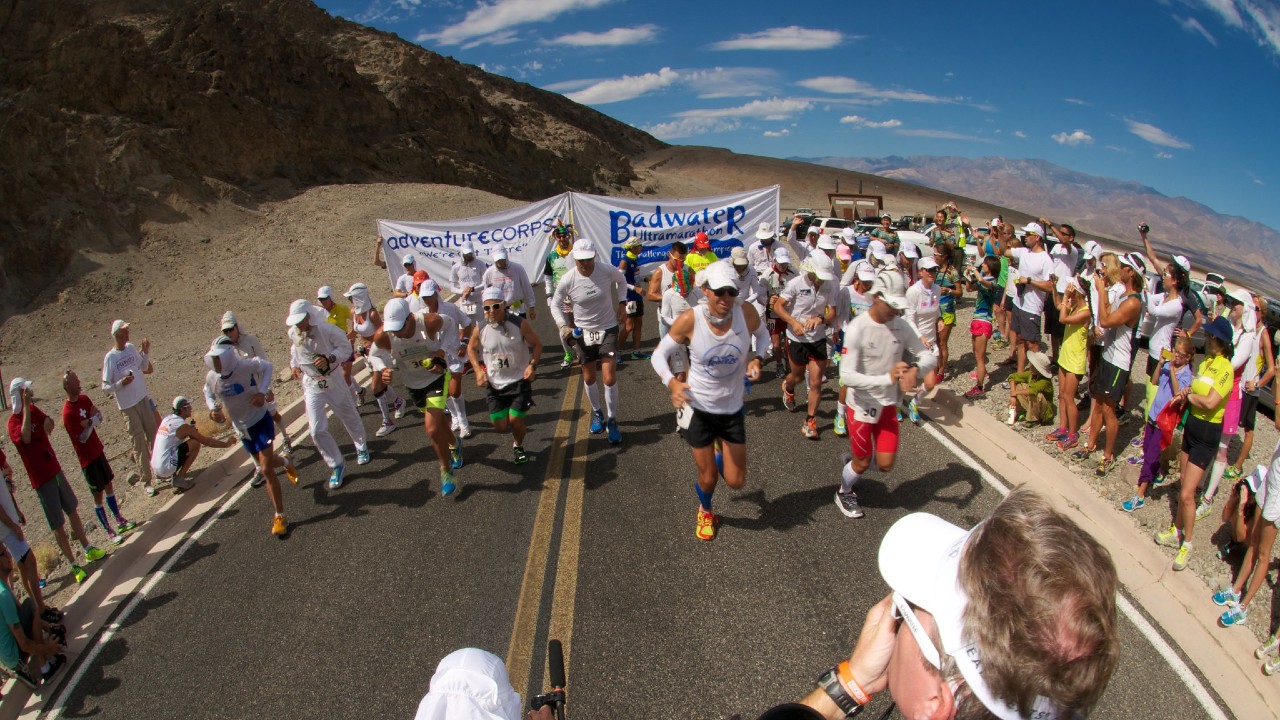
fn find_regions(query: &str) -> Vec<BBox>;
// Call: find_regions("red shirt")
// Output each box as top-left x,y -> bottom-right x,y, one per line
7,406 -> 62,488
62,395 -> 104,468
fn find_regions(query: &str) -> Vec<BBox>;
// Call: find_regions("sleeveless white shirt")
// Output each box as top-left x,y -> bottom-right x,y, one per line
686,305 -> 749,415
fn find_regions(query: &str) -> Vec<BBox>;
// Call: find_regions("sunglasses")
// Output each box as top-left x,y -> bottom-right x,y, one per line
711,286 -> 739,298
891,592 -> 943,668
483,303 -> 503,311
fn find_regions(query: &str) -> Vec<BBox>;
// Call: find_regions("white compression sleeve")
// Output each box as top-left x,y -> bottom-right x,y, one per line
650,333 -> 682,387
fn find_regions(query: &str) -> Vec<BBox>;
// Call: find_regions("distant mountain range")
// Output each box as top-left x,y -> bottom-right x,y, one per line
797,156 -> 1279,295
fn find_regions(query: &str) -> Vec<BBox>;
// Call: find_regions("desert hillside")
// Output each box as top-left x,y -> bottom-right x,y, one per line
0,0 -> 663,320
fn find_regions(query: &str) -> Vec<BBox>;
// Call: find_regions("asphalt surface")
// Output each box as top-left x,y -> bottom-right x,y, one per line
50,307 -> 1227,720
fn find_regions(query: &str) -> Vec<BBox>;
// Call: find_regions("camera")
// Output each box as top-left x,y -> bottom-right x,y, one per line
1138,223 -> 1150,234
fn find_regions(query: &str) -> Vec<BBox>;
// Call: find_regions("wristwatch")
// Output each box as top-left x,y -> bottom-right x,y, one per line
817,667 -> 863,718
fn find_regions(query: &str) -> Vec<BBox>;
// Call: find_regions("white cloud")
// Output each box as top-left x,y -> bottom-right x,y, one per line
1255,178 -> 1266,185
548,24 -> 658,46
565,67 -> 679,104
643,117 -> 741,140
1199,0 -> 1245,28
682,67 -> 780,99
893,129 -> 996,143
763,129 -> 790,137
1052,129 -> 1094,146
675,97 -> 813,120
1014,130 -> 1028,138
1064,97 -> 1091,106
797,76 -> 949,103
1126,120 -> 1192,149
711,26 -> 843,51
1239,0 -> 1280,56
418,0 -> 612,47
1156,151 -> 1175,159
840,115 -> 903,129
1174,15 -> 1218,44
1105,145 -> 1132,153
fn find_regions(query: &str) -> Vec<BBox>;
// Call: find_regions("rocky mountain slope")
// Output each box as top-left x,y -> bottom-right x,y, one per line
807,156 -> 1279,294
0,0 -> 664,320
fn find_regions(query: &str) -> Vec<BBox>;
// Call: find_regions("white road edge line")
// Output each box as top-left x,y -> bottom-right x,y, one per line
43,479 -> 256,720
922,423 -> 1228,720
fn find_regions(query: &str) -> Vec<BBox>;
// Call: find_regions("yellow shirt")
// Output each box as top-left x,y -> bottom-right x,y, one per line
685,250 -> 718,274
1189,355 -> 1233,424
326,301 -> 351,333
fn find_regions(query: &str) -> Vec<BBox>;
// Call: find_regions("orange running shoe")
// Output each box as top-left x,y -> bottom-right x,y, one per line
695,507 -> 718,541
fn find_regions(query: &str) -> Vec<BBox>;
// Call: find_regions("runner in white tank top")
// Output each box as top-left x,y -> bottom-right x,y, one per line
467,287 -> 543,465
150,397 -> 233,482
651,263 -> 770,541
345,282 -> 404,436
372,298 -> 460,498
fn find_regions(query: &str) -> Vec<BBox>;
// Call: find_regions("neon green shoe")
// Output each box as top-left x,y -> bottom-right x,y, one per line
70,565 -> 88,584
84,546 -> 106,563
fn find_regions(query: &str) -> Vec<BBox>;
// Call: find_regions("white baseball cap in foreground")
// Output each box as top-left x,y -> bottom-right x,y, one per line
414,647 -> 521,720
878,513 -> 1062,720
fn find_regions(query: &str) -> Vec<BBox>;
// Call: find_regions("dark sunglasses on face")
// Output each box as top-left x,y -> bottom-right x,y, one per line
483,303 -> 503,311
711,286 -> 739,298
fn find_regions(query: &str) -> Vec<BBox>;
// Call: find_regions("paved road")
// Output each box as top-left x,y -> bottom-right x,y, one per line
49,309 -> 1227,720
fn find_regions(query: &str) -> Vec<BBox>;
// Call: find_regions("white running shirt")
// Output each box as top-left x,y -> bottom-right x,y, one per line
686,305 -> 750,415
839,312 -> 936,423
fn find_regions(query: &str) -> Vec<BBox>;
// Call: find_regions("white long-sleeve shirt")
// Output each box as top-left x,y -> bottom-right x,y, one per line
101,344 -> 151,410
449,258 -> 488,296
904,280 -> 941,343
482,264 -> 536,313
839,312 -> 936,423
550,262 -> 629,332
1143,292 -> 1184,360
288,312 -> 355,391
660,287 -> 704,329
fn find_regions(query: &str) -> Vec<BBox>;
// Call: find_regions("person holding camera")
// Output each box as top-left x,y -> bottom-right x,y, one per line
101,320 -> 159,496
760,486 -> 1118,720
963,256 -> 1002,399
7,378 -> 105,585
287,299 -> 371,491
1040,218 -> 1080,362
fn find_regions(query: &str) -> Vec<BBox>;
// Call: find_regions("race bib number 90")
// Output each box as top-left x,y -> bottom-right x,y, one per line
584,330 -> 605,347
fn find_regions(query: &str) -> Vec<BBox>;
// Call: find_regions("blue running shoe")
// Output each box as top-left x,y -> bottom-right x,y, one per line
327,465 -> 346,490
1212,587 -> 1241,606
589,409 -> 605,434
356,448 -> 371,465
606,417 -> 622,445
449,443 -> 463,470
440,469 -> 458,498
1220,604 -> 1248,627
907,399 -> 922,426
1121,496 -> 1145,512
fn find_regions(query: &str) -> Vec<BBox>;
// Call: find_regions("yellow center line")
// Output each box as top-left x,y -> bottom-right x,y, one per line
506,378 -> 581,696
544,390 -> 590,691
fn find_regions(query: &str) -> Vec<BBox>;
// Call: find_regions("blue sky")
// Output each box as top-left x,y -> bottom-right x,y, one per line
314,0 -> 1280,233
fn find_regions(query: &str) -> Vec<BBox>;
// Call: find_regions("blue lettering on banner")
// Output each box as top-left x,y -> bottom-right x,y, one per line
608,204 -> 747,244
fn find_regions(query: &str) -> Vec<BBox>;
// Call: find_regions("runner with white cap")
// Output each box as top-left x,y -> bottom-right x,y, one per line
550,238 -> 635,444
658,264 -> 701,379
346,282 -> 405,437
467,286 -> 543,465
214,311 -> 293,487
101,319 -> 159,495
896,243 -> 919,285
747,222 -> 778,276
287,299 -> 371,490
727,248 -> 767,318
777,487 -> 1118,720
481,246 -> 536,320
902,256 -> 942,425
411,279 -> 475,448
651,263 -> 768,541
371,298 -> 459,498
393,254 -> 418,298
791,223 -> 822,264
204,343 -> 296,537
775,253 -> 839,439
449,241 -> 489,329
832,261 -> 877,437
761,247 -> 797,378
835,269 -> 937,518
317,285 -> 359,404
815,233 -> 839,264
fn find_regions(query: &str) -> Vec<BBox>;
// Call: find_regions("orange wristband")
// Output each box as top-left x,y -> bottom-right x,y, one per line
837,661 -> 871,706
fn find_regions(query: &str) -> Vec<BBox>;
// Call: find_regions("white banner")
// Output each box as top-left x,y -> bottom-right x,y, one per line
377,193 -> 572,291
570,186 -> 780,271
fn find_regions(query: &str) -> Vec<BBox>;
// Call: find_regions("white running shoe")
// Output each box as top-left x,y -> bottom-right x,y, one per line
376,421 -> 396,437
